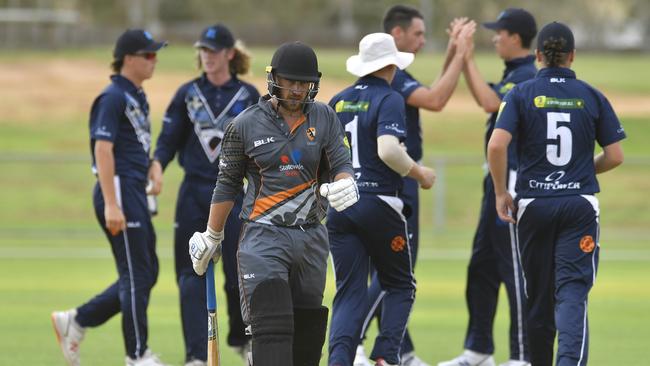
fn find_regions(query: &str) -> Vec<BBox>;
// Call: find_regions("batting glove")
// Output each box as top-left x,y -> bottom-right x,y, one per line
319,177 -> 359,212
189,227 -> 224,276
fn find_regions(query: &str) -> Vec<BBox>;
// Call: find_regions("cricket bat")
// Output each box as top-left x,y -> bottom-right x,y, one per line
206,260 -> 220,366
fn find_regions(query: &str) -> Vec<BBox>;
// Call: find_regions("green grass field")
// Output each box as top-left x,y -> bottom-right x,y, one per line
0,47 -> 648,365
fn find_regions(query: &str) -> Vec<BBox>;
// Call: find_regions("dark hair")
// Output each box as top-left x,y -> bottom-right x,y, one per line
196,41 -> 251,75
111,58 -> 123,73
517,31 -> 534,49
383,5 -> 423,33
541,37 -> 571,67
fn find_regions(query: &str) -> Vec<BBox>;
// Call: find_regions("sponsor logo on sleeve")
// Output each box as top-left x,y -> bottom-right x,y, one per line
402,80 -> 419,91
384,123 -> 405,134
95,126 -> 112,137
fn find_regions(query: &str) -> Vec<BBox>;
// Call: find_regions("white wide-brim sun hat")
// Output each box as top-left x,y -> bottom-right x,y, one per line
346,33 -> 414,77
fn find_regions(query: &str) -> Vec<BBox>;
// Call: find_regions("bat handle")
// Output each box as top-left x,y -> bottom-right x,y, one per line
206,260 -> 216,312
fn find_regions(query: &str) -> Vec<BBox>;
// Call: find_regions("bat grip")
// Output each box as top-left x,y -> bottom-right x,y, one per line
206,260 -> 216,312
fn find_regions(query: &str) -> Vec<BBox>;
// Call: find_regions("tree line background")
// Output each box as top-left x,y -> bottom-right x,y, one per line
1,0 -> 649,51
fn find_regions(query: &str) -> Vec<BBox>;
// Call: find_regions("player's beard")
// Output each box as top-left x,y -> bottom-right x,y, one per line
278,97 -> 305,113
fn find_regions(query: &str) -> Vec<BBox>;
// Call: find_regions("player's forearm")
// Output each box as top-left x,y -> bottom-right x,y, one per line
441,40 -> 457,73
94,141 -> 118,206
206,201 -> 235,232
487,149 -> 508,195
594,142 -> 624,174
426,54 -> 465,110
153,121 -> 183,170
487,130 -> 512,195
464,59 -> 501,113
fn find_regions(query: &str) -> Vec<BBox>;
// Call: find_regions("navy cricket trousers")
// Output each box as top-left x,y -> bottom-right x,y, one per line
328,193 -> 416,366
464,174 -> 528,360
76,176 -> 158,359
362,177 -> 419,355
174,176 -> 246,362
516,195 -> 600,366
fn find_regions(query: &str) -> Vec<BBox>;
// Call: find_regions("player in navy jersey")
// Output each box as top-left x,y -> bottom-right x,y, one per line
440,8 -> 537,366
354,6 -> 475,366
327,33 -> 436,366
488,22 -> 625,366
51,29 -> 170,366
147,24 -> 259,366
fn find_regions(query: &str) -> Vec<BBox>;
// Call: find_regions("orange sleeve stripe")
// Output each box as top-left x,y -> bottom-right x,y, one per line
249,179 -> 316,219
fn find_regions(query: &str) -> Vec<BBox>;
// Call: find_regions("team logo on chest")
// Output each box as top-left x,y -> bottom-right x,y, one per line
306,127 -> 316,141
185,83 -> 251,163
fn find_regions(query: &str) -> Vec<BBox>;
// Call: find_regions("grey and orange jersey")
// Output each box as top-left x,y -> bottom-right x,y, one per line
212,96 -> 354,226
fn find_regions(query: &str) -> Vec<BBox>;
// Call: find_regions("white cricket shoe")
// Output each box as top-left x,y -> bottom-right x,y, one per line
401,351 -> 431,366
126,349 -> 170,366
498,361 -> 530,366
51,309 -> 85,366
184,359 -> 206,366
438,350 -> 496,366
354,345 -> 373,366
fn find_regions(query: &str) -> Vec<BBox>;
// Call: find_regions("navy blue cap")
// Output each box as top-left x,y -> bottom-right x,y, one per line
483,8 -> 537,39
537,22 -> 575,52
194,24 -> 235,51
113,29 -> 167,59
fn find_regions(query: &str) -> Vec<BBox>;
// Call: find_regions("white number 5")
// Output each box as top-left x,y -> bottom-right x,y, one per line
546,112 -> 572,166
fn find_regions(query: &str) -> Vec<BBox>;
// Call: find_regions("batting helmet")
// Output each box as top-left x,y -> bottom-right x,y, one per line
266,41 -> 321,103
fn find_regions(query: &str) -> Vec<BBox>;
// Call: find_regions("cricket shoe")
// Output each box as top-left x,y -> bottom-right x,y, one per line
498,361 -> 530,366
126,349 -> 170,366
184,359 -> 206,366
354,345 -> 373,366
437,350 -> 496,366
401,351 -> 431,366
51,309 -> 85,366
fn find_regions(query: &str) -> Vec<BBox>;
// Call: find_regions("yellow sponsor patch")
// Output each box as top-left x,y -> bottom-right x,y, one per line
534,95 -> 585,109
343,135 -> 350,149
499,82 -> 516,95
335,100 -> 369,113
